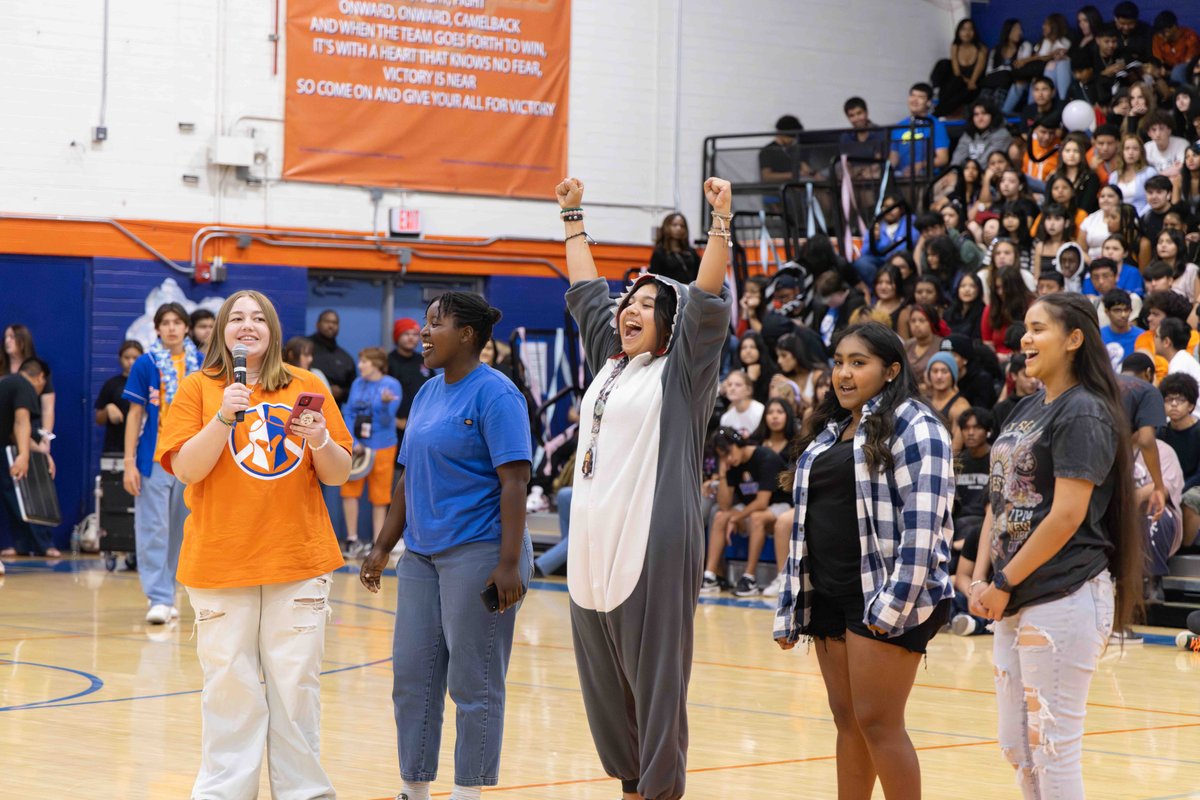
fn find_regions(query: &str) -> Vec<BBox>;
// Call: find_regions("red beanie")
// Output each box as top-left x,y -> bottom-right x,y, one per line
393,317 -> 420,342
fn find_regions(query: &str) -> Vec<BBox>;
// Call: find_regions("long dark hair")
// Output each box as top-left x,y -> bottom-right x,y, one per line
775,332 -> 826,375
991,266 -> 1034,329
1076,6 -> 1103,40
654,212 -> 690,252
926,235 -> 963,287
953,17 -> 980,47
1157,228 -> 1188,274
1040,201 -> 1078,243
736,330 -> 779,397
751,397 -> 798,448
951,271 -> 987,318
787,322 -> 930,483
1030,293 -> 1142,627
994,18 -> 1024,66
801,234 -> 844,276
0,323 -> 36,374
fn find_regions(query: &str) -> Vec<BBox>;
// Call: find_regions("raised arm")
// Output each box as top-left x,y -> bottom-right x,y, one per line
556,178 -> 597,285
696,178 -> 732,296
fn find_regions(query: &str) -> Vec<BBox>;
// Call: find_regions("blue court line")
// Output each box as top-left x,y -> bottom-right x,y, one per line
0,600 -> 400,713
0,658 -> 105,711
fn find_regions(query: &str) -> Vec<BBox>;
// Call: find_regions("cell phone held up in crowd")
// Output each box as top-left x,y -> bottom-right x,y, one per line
284,392 -> 325,431
480,583 -> 501,612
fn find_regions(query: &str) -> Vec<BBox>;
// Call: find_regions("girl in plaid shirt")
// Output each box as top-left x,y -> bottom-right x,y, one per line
773,320 -> 955,799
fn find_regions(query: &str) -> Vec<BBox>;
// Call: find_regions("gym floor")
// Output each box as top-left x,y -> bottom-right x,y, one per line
1,558 -> 1198,799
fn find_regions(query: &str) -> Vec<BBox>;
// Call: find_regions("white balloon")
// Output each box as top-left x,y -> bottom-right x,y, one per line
1062,100 -> 1096,133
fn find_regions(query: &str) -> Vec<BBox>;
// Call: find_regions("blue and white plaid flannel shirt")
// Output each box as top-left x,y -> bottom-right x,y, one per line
773,396 -> 956,642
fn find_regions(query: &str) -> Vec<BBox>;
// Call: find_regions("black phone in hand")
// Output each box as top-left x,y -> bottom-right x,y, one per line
480,583 -> 500,612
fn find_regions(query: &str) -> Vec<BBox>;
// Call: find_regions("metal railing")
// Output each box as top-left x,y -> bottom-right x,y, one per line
701,120 -> 941,271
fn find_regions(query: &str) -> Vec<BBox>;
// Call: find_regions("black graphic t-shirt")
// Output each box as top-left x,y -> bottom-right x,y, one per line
954,450 -> 990,519
988,385 -> 1116,614
726,446 -> 789,506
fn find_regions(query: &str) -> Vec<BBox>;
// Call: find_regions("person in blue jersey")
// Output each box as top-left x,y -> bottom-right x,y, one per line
360,291 -> 532,800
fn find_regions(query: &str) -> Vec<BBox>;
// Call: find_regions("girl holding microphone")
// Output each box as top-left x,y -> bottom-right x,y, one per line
156,290 -> 352,800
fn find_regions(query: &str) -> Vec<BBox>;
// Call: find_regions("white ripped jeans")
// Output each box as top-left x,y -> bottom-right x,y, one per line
186,573 -> 335,800
993,571 -> 1115,800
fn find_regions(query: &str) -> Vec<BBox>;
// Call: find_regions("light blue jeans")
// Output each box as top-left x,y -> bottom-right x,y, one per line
134,462 -> 187,607
392,532 -> 533,786
534,487 -> 572,576
1044,59 -> 1071,100
993,571 -> 1114,799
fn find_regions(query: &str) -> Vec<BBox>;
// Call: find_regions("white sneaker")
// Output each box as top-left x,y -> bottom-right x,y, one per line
170,606 -> 179,620
762,572 -> 786,598
146,604 -> 172,625
950,614 -> 977,636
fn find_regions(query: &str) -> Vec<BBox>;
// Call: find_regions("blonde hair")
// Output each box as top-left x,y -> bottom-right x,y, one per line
202,290 -> 293,392
851,306 -> 892,326
1115,133 -> 1148,175
359,346 -> 387,372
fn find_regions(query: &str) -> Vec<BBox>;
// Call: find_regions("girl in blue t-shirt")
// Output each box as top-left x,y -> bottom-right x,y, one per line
360,292 -> 532,800
970,292 -> 1142,797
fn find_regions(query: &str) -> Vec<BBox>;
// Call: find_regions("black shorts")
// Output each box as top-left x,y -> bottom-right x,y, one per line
806,591 -> 952,655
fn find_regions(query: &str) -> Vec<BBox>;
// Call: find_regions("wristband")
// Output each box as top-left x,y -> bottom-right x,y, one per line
310,430 -> 332,451
215,411 -> 235,427
969,580 -> 986,590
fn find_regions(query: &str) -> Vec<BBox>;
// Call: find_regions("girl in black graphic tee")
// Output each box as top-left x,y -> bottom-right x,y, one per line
970,292 -> 1141,797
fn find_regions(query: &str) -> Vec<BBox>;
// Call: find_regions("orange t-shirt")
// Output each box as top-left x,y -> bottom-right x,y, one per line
156,367 -> 352,588
1135,329 -> 1200,383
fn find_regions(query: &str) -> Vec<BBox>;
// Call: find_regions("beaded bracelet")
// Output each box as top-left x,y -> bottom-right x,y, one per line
310,430 -> 332,451
707,229 -> 732,240
560,212 -> 584,222
559,206 -> 582,214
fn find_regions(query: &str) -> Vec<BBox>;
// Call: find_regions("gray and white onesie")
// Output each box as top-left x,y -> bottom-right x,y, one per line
565,274 -> 730,800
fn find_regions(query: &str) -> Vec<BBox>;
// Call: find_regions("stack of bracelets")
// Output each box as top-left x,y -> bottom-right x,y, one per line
561,206 -> 596,244
708,210 -> 732,242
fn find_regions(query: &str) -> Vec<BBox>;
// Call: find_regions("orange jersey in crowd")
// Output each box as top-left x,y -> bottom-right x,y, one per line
156,367 -> 352,589
1135,329 -> 1200,383
1023,139 -> 1060,183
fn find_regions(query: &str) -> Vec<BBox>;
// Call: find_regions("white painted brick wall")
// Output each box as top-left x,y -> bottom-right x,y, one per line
0,0 -> 960,245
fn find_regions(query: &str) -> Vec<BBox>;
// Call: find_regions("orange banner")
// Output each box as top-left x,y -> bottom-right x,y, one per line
284,0 -> 570,198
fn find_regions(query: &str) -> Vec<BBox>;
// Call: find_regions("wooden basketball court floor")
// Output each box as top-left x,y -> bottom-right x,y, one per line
2,558 -> 1199,799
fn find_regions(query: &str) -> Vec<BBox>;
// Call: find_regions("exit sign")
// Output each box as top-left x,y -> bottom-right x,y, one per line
389,208 -> 422,236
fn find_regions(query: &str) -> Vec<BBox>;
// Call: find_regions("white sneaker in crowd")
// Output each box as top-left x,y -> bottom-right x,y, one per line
146,604 -> 172,625
761,573 -> 786,598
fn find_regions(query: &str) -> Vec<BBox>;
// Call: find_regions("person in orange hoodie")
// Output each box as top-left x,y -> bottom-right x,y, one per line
1135,290 -> 1200,382
1152,11 -> 1200,86
1022,116 -> 1061,193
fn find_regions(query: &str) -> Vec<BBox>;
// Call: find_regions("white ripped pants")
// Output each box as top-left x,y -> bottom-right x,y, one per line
992,571 -> 1114,800
186,573 -> 335,800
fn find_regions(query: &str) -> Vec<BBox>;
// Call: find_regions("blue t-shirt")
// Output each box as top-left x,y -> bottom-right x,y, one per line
345,375 -> 402,449
399,364 -> 532,554
122,354 -> 166,477
1082,264 -> 1145,297
890,116 -> 949,173
1101,325 -> 1145,371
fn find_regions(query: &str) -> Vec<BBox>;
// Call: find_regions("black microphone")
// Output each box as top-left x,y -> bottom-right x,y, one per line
232,344 -> 248,422
1188,609 -> 1200,636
